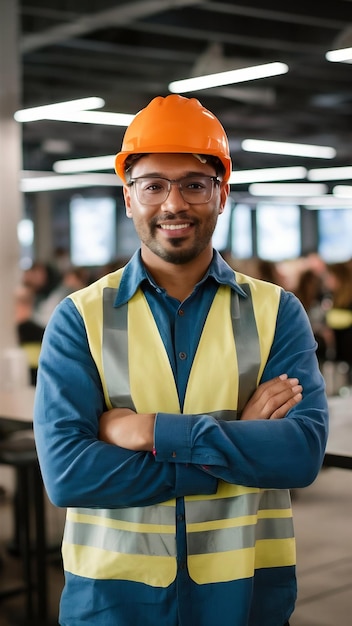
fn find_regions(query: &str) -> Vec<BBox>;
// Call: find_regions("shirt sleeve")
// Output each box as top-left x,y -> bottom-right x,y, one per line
33,297 -> 217,509
154,291 -> 329,490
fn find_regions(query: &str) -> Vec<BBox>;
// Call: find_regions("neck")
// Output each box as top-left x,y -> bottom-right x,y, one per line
141,246 -> 213,301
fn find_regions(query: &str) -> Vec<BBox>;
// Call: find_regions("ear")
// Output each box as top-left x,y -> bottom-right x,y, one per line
219,183 -> 229,215
123,185 -> 133,218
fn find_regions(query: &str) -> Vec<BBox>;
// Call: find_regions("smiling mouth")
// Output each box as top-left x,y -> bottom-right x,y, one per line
159,223 -> 190,231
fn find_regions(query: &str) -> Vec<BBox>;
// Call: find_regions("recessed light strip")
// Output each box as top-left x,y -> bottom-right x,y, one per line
20,173 -> 121,192
303,195 -> 352,209
230,166 -> 307,184
54,154 -> 116,173
45,111 -> 135,126
308,166 -> 352,181
14,97 -> 105,122
242,139 -> 336,159
169,62 -> 289,93
325,47 -> 352,63
333,185 -> 352,198
248,183 -> 328,196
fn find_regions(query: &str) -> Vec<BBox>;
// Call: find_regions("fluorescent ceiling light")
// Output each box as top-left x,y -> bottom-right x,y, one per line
303,195 -> 352,209
14,97 -> 105,122
248,183 -> 328,196
54,155 -> 116,173
44,111 -> 134,126
308,166 -> 352,181
168,62 -> 288,93
325,47 -> 352,63
20,173 -> 121,192
333,185 -> 352,198
236,195 -> 352,209
55,162 -> 308,181
230,166 -> 307,184
242,139 -> 336,159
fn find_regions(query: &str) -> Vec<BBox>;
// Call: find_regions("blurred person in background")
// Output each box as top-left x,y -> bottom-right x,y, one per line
25,265 -> 90,327
324,261 -> 352,379
22,261 -> 62,325
14,284 -> 45,385
294,269 -> 333,365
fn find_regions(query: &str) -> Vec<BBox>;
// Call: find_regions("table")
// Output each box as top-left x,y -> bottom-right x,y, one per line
0,385 -> 36,423
1,385 -> 351,460
324,394 -> 352,470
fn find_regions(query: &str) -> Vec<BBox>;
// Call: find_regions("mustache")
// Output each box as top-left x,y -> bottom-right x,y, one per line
151,212 -> 198,226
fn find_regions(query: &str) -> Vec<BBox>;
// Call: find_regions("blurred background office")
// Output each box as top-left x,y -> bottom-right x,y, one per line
1,2 -> 352,625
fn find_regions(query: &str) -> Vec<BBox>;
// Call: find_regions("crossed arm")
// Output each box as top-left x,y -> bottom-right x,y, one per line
99,374 -> 303,452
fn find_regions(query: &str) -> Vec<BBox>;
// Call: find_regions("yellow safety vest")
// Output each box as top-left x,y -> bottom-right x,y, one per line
63,269 -> 295,586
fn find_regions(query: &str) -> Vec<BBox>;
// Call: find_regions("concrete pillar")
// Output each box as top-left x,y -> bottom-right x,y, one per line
0,0 -> 23,353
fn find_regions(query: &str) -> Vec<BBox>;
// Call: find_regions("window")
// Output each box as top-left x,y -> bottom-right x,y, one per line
231,203 -> 253,258
318,209 -> 352,262
256,203 -> 301,261
70,196 -> 116,266
212,197 -> 232,251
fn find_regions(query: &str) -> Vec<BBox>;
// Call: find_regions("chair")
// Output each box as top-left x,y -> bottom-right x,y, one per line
0,433 -> 48,624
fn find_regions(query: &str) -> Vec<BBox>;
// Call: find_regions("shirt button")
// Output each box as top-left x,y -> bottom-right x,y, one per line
178,309 -> 184,316
172,451 -> 177,458
178,351 -> 187,360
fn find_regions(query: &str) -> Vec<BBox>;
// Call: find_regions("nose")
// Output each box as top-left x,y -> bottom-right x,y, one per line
160,182 -> 188,211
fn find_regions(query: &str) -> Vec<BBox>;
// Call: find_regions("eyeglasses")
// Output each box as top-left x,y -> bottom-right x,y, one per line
127,175 -> 221,205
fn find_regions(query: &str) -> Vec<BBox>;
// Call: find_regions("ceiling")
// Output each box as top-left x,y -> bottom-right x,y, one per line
18,0 -> 352,184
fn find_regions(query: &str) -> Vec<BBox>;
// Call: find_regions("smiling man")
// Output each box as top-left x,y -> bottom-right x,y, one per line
34,95 -> 329,626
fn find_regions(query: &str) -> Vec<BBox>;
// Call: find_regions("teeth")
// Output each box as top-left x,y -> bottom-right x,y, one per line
160,223 -> 189,230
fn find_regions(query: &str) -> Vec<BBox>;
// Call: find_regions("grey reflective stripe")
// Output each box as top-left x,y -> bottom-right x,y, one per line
231,286 -> 261,413
102,288 -> 135,410
208,409 -> 238,421
64,520 -> 176,556
74,505 -> 176,525
185,492 -> 260,523
187,517 -> 293,555
256,517 -> 294,541
258,489 -> 292,510
188,524 -> 256,554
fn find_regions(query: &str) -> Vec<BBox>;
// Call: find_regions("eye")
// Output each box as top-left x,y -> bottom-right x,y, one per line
140,178 -> 167,193
183,177 -> 208,191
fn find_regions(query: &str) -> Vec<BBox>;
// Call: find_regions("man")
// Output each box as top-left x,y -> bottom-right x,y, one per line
34,95 -> 329,626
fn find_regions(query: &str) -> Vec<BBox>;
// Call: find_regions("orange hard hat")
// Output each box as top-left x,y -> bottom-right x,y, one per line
115,95 -> 232,183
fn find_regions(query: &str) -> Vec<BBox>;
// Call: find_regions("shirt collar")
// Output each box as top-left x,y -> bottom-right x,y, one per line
114,248 -> 247,307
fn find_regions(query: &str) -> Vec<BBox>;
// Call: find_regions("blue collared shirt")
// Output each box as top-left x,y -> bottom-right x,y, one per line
116,249 -> 246,407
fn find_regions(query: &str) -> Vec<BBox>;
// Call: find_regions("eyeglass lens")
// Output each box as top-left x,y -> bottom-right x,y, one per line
131,175 -> 218,204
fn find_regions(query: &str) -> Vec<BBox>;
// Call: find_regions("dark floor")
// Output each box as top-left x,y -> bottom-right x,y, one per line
0,465 -> 351,625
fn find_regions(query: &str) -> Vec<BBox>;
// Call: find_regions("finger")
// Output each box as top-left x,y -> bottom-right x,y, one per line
253,376 -> 299,401
269,392 -> 303,419
264,384 -> 302,414
255,381 -> 301,410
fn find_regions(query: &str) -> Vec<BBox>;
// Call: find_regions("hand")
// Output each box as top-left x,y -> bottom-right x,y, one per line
241,374 -> 303,421
99,408 -> 156,451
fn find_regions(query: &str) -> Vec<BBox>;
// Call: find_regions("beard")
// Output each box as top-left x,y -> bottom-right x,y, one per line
134,211 -> 218,265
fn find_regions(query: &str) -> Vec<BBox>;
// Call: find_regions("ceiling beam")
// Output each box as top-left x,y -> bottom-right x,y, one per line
20,0 -> 206,53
